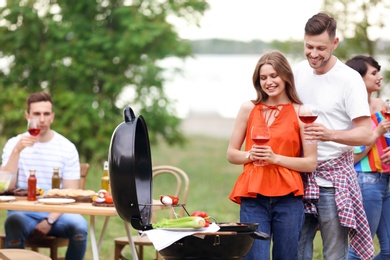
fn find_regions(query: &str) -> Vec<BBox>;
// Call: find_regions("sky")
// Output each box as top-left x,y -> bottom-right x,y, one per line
176,0 -> 323,42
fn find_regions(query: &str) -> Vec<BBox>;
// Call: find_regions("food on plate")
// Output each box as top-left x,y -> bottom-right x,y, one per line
159,195 -> 179,206
92,189 -> 114,204
0,188 -> 40,196
36,188 -> 44,196
46,188 -> 95,197
104,193 -> 113,204
191,211 -> 211,227
152,216 -> 206,229
45,188 -> 96,202
92,189 -> 114,207
218,222 -> 240,226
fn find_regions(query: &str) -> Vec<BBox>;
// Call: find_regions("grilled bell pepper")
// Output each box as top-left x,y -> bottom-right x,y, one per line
191,211 -> 210,227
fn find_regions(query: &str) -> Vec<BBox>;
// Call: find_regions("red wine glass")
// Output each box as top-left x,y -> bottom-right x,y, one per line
299,104 -> 318,143
382,99 -> 390,138
251,125 -> 270,166
27,118 -> 40,136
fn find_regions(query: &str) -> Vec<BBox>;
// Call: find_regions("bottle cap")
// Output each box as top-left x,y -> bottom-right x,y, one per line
104,161 -> 109,169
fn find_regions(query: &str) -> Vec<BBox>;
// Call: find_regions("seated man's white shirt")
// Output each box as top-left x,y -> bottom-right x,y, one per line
1,131 -> 80,190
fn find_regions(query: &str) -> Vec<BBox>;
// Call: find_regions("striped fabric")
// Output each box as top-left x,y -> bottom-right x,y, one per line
354,111 -> 390,173
1,131 -> 80,191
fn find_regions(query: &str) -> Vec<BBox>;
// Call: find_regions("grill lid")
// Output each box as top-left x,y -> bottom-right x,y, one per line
108,107 -> 153,230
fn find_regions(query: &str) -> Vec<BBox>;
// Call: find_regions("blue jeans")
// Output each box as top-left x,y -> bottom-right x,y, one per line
240,194 -> 304,260
348,172 -> 390,260
5,211 -> 88,260
298,187 -> 349,260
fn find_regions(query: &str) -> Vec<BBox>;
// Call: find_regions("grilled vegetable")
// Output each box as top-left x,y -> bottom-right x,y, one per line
160,195 -> 179,205
152,216 -> 206,229
36,188 -> 44,196
191,211 -> 210,227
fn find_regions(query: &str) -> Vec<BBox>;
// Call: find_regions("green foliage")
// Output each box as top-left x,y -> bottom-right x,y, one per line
322,0 -> 390,59
0,0 -> 208,162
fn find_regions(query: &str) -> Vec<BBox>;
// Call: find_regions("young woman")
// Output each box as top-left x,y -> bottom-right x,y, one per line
227,50 -> 317,260
346,55 -> 390,260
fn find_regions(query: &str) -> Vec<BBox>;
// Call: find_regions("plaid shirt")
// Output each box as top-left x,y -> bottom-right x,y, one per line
301,151 -> 374,260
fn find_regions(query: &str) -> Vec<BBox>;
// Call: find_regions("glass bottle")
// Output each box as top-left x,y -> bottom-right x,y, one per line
52,168 -> 61,189
101,161 -> 110,192
27,169 -> 37,201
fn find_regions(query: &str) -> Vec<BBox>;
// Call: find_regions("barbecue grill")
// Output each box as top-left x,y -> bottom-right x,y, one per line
108,107 -> 270,259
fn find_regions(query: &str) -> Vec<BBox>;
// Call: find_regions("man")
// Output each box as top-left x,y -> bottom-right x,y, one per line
1,92 -> 88,260
294,13 -> 375,260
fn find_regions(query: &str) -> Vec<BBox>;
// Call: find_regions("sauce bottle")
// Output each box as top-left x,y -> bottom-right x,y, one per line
101,161 -> 110,192
52,168 -> 61,189
27,169 -> 37,201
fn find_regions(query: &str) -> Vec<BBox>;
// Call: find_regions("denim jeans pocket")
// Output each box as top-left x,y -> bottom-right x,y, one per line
357,172 -> 380,185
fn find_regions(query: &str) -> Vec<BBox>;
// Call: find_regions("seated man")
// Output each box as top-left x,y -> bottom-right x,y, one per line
1,92 -> 88,260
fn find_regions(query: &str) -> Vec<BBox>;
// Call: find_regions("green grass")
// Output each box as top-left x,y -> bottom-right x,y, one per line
0,134 -> 380,259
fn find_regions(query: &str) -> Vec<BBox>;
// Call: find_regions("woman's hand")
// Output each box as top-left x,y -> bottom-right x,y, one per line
381,147 -> 390,165
251,145 -> 276,164
376,120 -> 390,137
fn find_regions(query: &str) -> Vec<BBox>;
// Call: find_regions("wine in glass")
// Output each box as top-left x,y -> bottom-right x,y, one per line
27,117 -> 40,136
382,99 -> 390,138
299,104 -> 318,143
251,124 -> 270,166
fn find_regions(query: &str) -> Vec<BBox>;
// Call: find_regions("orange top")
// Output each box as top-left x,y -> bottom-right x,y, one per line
229,103 -> 304,204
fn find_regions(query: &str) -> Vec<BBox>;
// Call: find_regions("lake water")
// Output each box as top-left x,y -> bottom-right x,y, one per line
161,54 -> 390,119
160,54 -> 265,119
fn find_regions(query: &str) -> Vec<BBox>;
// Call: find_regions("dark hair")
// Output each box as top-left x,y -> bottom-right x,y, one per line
252,50 -> 302,105
305,12 -> 337,39
27,92 -> 53,113
345,55 -> 381,77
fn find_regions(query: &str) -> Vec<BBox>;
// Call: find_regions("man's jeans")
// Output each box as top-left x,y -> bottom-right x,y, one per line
240,194 -> 304,260
298,187 -> 348,260
5,211 -> 88,260
348,172 -> 390,260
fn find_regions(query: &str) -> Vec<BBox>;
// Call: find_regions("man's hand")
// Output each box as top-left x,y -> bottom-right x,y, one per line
31,220 -> 52,237
14,135 -> 37,153
303,123 -> 331,142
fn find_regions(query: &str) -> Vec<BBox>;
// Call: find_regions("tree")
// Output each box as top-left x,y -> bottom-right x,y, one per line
322,0 -> 390,59
0,0 -> 209,162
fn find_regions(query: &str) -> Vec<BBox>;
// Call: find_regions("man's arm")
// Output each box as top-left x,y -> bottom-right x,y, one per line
33,172 -> 80,236
330,116 -> 374,146
62,179 -> 80,189
1,135 -> 37,188
305,116 -> 373,146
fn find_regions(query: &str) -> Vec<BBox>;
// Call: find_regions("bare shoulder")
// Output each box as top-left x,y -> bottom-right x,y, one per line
234,101 -> 255,122
240,101 -> 255,113
371,97 -> 384,112
292,103 -> 301,113
374,97 -> 385,105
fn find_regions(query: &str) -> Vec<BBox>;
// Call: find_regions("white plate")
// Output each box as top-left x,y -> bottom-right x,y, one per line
38,198 -> 76,205
0,196 -> 16,202
157,228 -> 207,231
